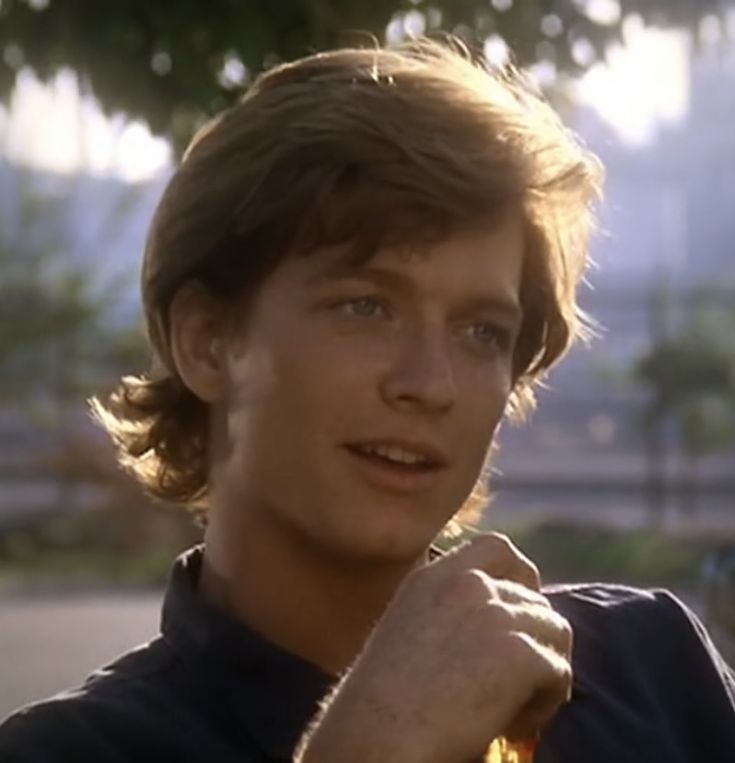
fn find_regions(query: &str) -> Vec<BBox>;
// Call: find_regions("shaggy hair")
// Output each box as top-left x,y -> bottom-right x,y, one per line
92,38 -> 603,533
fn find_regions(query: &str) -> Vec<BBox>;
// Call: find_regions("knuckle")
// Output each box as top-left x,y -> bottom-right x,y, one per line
482,599 -> 513,628
524,558 -> 542,588
466,532 -> 513,558
505,629 -> 535,662
560,658 -> 573,686
414,567 -> 490,609
562,627 -> 574,660
558,615 -> 573,644
507,548 -> 540,589
454,568 -> 492,600
487,533 -> 540,582
546,648 -> 573,693
487,531 -> 514,554
498,579 -> 547,608
552,660 -> 574,706
455,533 -> 543,591
547,609 -> 573,648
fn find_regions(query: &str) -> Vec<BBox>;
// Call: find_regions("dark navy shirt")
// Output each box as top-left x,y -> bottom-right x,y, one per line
1,544 -> 734,761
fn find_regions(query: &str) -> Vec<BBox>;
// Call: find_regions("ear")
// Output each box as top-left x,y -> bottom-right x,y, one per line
168,281 -> 227,403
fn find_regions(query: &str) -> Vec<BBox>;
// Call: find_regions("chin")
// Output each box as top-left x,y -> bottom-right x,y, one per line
327,510 -> 442,564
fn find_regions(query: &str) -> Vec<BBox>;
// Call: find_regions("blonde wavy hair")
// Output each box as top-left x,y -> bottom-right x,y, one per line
92,38 -> 603,533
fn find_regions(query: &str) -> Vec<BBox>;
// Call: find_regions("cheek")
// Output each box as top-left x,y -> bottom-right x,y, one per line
224,329 -> 375,455
455,373 -> 510,463
274,326 -> 385,404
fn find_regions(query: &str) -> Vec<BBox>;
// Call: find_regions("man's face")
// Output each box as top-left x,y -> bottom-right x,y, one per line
211,217 -> 524,563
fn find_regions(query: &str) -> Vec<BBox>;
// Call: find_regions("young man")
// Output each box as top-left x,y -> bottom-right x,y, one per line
1,40 -> 733,762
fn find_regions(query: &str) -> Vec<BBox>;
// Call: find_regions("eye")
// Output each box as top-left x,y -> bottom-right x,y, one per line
463,322 -> 510,351
337,296 -> 386,318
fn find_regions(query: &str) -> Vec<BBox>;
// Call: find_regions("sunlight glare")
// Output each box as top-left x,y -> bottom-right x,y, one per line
577,25 -> 689,145
1,68 -> 172,181
583,0 -> 621,26
484,35 -> 509,67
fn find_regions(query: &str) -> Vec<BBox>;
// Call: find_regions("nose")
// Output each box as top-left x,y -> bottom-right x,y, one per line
380,325 -> 456,414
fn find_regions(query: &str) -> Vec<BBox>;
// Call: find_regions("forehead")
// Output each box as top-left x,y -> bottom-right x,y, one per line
299,217 -> 525,304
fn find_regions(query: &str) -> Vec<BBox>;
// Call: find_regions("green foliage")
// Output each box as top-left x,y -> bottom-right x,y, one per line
514,522 -> 704,587
634,299 -> 735,456
0,170 -> 149,412
441,521 -> 716,588
0,0 -> 722,152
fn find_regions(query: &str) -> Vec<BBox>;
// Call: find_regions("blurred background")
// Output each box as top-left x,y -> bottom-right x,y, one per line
1,0 -> 734,719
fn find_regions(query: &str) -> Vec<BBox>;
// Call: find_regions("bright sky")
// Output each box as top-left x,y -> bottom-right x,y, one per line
0,68 -> 172,182
575,15 -> 690,144
0,17 -> 707,181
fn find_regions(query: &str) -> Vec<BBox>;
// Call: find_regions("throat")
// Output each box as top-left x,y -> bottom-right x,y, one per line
199,520 -> 423,677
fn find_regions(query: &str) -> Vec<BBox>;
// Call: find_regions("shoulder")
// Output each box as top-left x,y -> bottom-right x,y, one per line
546,581 -> 735,704
543,582 -> 704,649
543,580 -> 706,629
544,580 -> 670,605
0,636 -> 180,760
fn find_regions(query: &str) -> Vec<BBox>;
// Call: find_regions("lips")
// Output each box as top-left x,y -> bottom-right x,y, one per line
345,438 -> 448,468
343,438 -> 448,494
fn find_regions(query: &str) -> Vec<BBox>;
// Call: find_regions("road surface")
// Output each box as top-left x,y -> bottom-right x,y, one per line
0,590 -> 161,721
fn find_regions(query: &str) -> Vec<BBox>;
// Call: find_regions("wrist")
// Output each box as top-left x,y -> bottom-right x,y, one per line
296,676 -> 438,763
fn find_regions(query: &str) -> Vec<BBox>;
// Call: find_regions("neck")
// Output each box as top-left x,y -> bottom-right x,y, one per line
197,507 -> 428,677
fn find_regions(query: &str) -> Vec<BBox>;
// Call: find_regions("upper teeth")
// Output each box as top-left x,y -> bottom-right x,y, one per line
358,445 -> 430,465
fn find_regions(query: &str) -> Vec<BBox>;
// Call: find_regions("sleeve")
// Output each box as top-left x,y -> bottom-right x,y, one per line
654,590 -> 735,700
0,692 -> 266,762
545,583 -> 735,761
0,695 -> 144,763
656,589 -> 735,701
648,589 -> 735,752
0,708 -> 66,763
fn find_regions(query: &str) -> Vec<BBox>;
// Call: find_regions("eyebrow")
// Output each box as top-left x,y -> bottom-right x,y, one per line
307,261 -> 523,325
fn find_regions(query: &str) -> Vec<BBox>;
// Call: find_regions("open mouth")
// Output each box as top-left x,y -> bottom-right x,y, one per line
346,443 -> 441,471
343,440 -> 448,494
347,445 -> 439,474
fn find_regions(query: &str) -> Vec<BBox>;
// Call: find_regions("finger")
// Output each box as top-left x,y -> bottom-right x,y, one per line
499,602 -> 573,661
440,533 -> 541,591
503,635 -> 573,741
477,595 -> 572,659
470,572 -> 549,609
